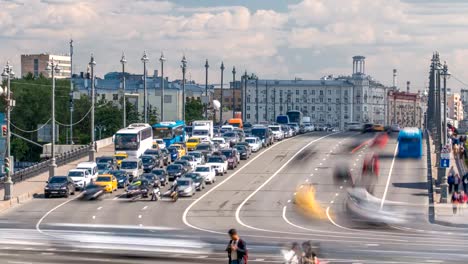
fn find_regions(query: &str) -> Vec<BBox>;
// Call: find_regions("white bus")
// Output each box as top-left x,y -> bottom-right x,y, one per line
114,123 -> 153,158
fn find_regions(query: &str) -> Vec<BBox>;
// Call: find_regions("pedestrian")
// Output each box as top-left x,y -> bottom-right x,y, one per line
284,242 -> 301,264
452,191 -> 460,215
226,229 -> 248,264
454,173 -> 461,192
302,241 -> 319,264
448,172 -> 454,194
463,172 -> 468,193
460,145 -> 465,160
459,191 -> 468,214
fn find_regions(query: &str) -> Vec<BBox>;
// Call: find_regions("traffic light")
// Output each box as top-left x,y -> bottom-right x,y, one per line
1,125 -> 6,137
4,157 -> 10,174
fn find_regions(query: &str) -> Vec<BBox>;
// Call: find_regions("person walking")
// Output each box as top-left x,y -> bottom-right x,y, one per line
226,229 -> 248,264
448,172 -> 455,194
463,172 -> 468,193
284,242 -> 301,264
454,173 -> 461,193
460,145 -> 465,160
452,191 -> 460,215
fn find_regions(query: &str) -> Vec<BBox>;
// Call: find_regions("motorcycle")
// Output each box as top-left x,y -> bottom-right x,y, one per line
151,186 -> 161,201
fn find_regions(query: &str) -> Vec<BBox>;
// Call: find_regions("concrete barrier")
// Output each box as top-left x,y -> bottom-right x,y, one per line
96,136 -> 114,151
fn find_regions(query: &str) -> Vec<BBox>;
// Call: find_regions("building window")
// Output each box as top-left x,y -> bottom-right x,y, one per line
101,94 -> 105,100
280,106 -> 283,112
320,90 -> 323,96
33,59 -> 39,77
311,106 -> 315,111
336,98 -> 339,103
319,98 -> 323,103
164,95 -> 172,103
224,98 -> 230,102
311,98 -> 315,103
113,94 -> 119,100
328,106 -> 332,111
336,90 -> 340,95
296,98 -> 299,103
247,106 -> 250,111
311,90 -> 316,95
247,114 -> 251,119
344,105 -> 348,111
328,90 -> 331,95
303,90 -> 307,95
295,105 -> 299,110
238,98 -> 241,102
344,90 -> 348,96
247,96 -> 250,103
328,98 -> 331,103
296,90 -> 299,95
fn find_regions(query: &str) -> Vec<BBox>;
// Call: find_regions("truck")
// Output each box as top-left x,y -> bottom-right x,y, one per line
276,115 -> 289,125
228,118 -> 243,128
192,120 -> 214,140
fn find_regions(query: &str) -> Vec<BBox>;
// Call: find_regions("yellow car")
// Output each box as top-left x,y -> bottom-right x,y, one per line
186,137 -> 201,151
172,144 -> 187,156
372,124 -> 385,132
94,174 -> 118,193
114,152 -> 128,167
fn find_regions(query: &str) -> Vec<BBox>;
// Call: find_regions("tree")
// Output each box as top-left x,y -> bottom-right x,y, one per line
148,104 -> 159,125
185,98 -> 203,123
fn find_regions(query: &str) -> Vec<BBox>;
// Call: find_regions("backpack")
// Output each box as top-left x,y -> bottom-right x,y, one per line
448,175 -> 455,184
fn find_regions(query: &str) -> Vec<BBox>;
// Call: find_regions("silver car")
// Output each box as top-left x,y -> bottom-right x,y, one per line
176,178 -> 196,197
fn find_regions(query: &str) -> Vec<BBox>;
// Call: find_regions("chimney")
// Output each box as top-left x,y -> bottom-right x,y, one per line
392,69 -> 397,89
154,70 -> 159,78
406,81 -> 410,93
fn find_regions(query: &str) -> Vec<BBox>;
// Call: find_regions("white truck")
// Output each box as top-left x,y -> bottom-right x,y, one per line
192,120 -> 213,140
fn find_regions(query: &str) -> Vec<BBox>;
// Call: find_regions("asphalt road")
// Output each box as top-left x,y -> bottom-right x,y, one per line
0,131 -> 467,263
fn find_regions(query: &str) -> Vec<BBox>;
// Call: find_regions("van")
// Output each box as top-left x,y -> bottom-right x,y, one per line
76,162 -> 98,180
120,158 -> 143,180
228,118 -> 243,129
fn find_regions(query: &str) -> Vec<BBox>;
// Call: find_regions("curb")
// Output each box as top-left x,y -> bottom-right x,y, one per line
0,187 -> 43,213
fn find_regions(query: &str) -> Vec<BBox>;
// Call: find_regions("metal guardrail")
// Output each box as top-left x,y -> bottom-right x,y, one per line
0,145 -> 91,189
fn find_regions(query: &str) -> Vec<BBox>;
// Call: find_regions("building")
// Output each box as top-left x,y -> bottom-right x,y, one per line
243,56 -> 389,129
21,54 -> 71,79
460,89 -> 468,119
447,92 -> 464,123
387,89 -> 424,128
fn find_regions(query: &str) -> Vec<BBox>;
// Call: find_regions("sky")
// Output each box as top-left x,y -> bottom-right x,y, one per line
2,0 -> 468,91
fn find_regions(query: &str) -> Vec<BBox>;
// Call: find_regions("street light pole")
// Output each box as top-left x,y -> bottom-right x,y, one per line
47,60 -> 60,179
141,51 -> 149,123
159,53 -> 166,122
255,76 -> 259,123
181,56 -> 187,121
89,55 -> 96,162
2,62 -> 14,200
120,52 -> 127,128
205,59 -> 209,119
440,61 -> 450,202
69,39 -> 74,144
232,67 -> 236,117
220,62 -> 225,124
243,71 -> 248,121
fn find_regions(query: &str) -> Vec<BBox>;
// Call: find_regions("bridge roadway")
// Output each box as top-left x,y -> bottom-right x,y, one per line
0,132 -> 467,263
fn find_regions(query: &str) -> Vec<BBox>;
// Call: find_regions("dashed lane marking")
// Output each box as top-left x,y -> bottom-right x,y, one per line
97,206 -> 102,210
142,206 -> 148,210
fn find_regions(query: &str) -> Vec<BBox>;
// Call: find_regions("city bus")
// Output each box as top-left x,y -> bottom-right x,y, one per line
397,127 -> 423,158
114,123 -> 153,158
276,115 -> 289,125
152,120 -> 186,147
286,110 -> 303,126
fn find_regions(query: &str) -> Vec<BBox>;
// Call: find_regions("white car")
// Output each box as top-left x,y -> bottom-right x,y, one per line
245,137 -> 262,152
268,125 -> 284,141
206,155 -> 228,176
76,162 -> 98,180
180,155 -> 198,170
154,139 -> 166,149
188,151 -> 205,165
67,169 -> 93,190
194,165 -> 216,184
211,137 -> 228,149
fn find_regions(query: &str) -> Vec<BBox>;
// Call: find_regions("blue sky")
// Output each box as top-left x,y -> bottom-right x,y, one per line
2,0 -> 468,91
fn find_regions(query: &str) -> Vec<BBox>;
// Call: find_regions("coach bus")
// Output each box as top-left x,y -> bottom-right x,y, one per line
397,127 -> 423,158
152,121 -> 186,147
114,123 -> 153,158
286,110 -> 303,126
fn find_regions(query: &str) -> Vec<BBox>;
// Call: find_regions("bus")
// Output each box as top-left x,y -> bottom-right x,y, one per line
276,115 -> 289,125
152,121 -> 186,147
286,110 -> 303,126
114,123 -> 153,158
397,128 -> 423,158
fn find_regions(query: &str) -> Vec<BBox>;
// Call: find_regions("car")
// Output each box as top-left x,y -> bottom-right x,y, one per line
235,145 -> 251,160
154,138 -> 166,149
167,146 -> 180,162
76,162 -> 98,180
95,156 -> 117,170
223,132 -> 240,147
372,124 -> 385,132
140,173 -> 161,188
251,126 -> 274,147
44,176 -> 76,198
94,174 -> 118,193
184,172 -> 206,191
233,128 -> 245,142
186,137 -> 202,151
195,143 -> 215,159
206,155 -> 228,176
141,155 -> 158,172
81,184 -> 105,200
187,151 -> 205,165
67,169 -> 92,190
194,165 -> 216,184
268,125 -> 284,141
221,125 -> 234,132
166,164 -> 185,181
151,169 -> 169,186
245,137 -> 262,152
211,137 -> 229,149
97,162 -> 112,175
235,142 -> 252,153
173,160 -> 192,173
120,158 -> 143,179
390,124 -> 401,132
114,152 -> 128,168
144,149 -> 164,168
221,149 -> 239,169
362,123 -> 374,133
175,178 -> 196,197
346,122 -> 362,131
160,148 -> 170,166
180,155 -> 198,170
288,123 -> 300,134
171,143 -> 187,157
108,170 -> 130,188
282,125 -> 293,138
126,179 -> 152,198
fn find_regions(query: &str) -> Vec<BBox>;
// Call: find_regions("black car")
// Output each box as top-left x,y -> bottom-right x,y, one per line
173,160 -> 192,173
144,149 -> 164,168
141,155 -> 158,172
126,179 -> 152,198
44,176 -> 76,198
223,132 -> 240,147
166,164 -> 185,181
95,156 -> 117,170
195,143 -> 214,159
363,123 -> 374,133
140,173 -> 161,188
160,148 -> 170,166
184,172 -> 206,191
235,145 -> 250,160
235,142 -> 252,153
81,184 -> 105,200
151,169 -> 168,186
108,170 -> 130,188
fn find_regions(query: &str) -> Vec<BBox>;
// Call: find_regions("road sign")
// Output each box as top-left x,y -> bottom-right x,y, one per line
441,153 -> 450,160
440,158 -> 450,168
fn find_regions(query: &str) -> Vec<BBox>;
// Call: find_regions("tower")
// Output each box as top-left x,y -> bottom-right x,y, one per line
352,56 -> 366,77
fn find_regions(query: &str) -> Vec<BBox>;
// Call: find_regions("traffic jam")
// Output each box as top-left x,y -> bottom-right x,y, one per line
45,114 -> 315,202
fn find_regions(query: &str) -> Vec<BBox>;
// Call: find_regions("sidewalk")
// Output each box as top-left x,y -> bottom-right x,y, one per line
0,144 -> 114,213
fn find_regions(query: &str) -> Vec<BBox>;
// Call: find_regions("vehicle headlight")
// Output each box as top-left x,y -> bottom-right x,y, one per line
60,186 -> 67,190
44,186 -> 49,190
118,179 -> 124,183
184,187 -> 192,192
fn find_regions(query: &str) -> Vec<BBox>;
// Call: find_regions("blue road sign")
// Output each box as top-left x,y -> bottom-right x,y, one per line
440,158 -> 450,168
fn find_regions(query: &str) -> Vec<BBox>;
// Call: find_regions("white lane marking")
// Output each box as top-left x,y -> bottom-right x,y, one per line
322,158 -> 326,161
287,200 -> 291,203
92,216 -> 96,220
330,200 -> 334,204
35,194 -> 82,235
305,179 -> 309,182
326,206 -> 354,231
97,206 -> 102,210
366,244 -> 380,247
380,143 -> 399,209
319,163 -> 322,166
254,259 -> 265,261
142,206 -> 148,210
235,133 -> 339,230
138,215 -> 142,219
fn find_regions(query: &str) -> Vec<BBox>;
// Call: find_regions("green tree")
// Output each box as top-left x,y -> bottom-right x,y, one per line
185,98 -> 203,123
148,104 -> 159,125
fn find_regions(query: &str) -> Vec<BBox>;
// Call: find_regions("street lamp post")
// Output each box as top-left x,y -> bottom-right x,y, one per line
440,61 -> 450,202
232,67 -> 236,117
141,51 -> 149,123
159,53 -> 166,122
89,55 -> 96,162
46,60 -> 60,179
69,39 -> 74,144
243,71 -> 248,121
181,56 -> 187,121
205,59 -> 209,119
255,76 -> 259,123
120,52 -> 127,128
220,62 -> 225,124
2,62 -> 14,200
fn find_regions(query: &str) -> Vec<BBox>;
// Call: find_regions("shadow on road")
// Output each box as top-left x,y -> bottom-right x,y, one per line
392,182 -> 427,190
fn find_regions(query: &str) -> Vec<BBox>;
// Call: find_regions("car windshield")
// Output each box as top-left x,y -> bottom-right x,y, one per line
189,152 -> 201,158
68,171 -> 83,177
208,157 -> 223,163
96,176 -> 111,182
97,163 -> 108,170
188,138 -> 199,143
181,156 -> 192,161
221,151 -> 232,157
141,156 -> 153,164
115,133 -> 138,151
108,170 -> 123,176
195,167 -> 209,172
245,139 -> 255,143
97,157 -> 112,163
156,139 -> 163,144
85,184 -> 100,190
196,145 -> 210,150
185,173 -> 200,180
212,139 -> 223,144
269,126 -> 280,131
167,165 -> 181,171
223,132 -> 236,138
168,147 -> 178,153
115,155 -> 126,160
152,170 -> 164,175
121,161 -> 137,169
49,177 -> 67,183
142,174 -> 154,180
235,146 -> 246,151
178,180 -> 190,186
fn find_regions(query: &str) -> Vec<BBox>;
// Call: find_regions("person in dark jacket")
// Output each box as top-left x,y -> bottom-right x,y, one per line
226,229 -> 247,264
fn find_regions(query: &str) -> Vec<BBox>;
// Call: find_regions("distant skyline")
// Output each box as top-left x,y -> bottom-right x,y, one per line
2,0 -> 468,91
